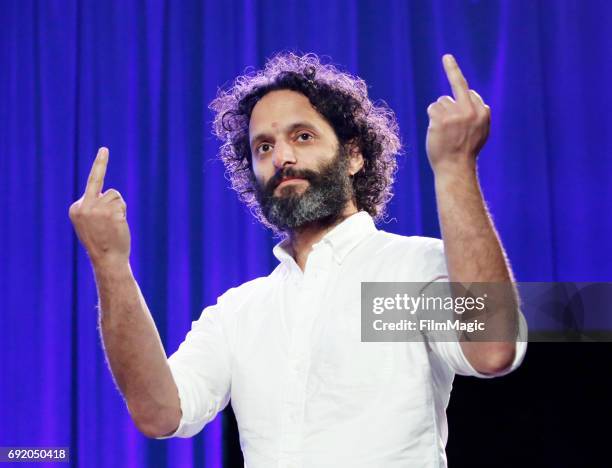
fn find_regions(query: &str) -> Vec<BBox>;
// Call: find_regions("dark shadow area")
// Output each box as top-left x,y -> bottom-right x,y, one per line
447,343 -> 612,467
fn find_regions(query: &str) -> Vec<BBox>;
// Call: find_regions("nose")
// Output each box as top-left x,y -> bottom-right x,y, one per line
272,140 -> 297,170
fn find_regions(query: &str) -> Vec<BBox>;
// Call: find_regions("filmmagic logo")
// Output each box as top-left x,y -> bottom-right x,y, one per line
371,318 -> 485,333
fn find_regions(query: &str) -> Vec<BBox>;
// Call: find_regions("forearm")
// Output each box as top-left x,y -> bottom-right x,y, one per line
434,166 -> 519,373
434,166 -> 511,282
93,259 -> 180,436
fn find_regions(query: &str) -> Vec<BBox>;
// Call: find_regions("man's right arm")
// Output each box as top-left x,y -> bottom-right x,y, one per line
93,258 -> 181,438
69,147 -> 180,438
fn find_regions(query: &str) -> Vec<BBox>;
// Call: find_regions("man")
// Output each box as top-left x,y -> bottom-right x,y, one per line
69,52 -> 527,467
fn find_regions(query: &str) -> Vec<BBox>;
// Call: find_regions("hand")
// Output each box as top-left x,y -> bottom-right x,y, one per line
69,147 -> 131,267
425,54 -> 491,175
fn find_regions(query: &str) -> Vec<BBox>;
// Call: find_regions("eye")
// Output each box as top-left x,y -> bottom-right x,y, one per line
296,132 -> 314,142
256,143 -> 273,155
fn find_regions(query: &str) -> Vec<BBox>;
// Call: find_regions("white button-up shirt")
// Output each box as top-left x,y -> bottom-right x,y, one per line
161,211 -> 527,467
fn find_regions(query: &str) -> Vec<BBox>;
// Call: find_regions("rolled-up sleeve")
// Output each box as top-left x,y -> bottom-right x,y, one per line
419,239 -> 528,379
156,296 -> 233,439
430,310 -> 528,378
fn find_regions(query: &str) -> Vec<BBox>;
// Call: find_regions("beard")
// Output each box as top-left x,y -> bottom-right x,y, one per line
253,146 -> 354,233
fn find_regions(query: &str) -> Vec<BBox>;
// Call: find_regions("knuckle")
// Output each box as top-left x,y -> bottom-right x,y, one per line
111,196 -> 126,207
464,108 -> 477,120
444,113 -> 460,124
68,202 -> 80,217
440,116 -> 452,127
89,205 -> 105,218
79,205 -> 92,217
104,188 -> 121,199
470,90 -> 484,102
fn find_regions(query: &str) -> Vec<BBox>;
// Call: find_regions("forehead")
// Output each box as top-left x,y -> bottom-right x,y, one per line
249,89 -> 331,137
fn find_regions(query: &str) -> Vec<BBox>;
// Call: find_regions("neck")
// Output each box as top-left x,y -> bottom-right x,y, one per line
288,201 -> 359,271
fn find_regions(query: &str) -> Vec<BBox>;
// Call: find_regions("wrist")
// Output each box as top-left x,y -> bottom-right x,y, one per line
431,155 -> 477,178
92,256 -> 132,279
432,159 -> 478,187
433,165 -> 484,204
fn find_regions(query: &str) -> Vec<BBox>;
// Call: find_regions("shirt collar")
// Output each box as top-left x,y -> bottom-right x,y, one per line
272,211 -> 377,266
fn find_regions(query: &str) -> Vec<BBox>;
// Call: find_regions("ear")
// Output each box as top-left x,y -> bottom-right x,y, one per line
346,140 -> 364,176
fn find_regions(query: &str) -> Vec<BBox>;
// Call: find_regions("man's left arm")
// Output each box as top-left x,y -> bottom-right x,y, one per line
426,54 -> 521,376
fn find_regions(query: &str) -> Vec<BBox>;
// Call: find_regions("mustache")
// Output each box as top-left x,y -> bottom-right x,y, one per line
264,167 -> 319,193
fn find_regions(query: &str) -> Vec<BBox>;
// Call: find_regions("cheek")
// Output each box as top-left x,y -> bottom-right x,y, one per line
252,161 -> 271,186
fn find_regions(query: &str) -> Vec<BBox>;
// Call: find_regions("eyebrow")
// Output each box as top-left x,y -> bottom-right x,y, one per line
250,121 -> 319,149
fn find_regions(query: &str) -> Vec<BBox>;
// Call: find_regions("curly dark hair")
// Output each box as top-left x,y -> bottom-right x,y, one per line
209,52 -> 401,228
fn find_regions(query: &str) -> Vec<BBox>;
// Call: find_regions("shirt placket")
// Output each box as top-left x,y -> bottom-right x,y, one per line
278,244 -> 332,468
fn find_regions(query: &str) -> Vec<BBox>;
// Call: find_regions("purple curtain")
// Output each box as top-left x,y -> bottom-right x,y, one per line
1,0 -> 610,466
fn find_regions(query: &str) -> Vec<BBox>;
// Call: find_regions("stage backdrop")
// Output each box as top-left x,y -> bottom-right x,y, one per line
1,0 -> 611,467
